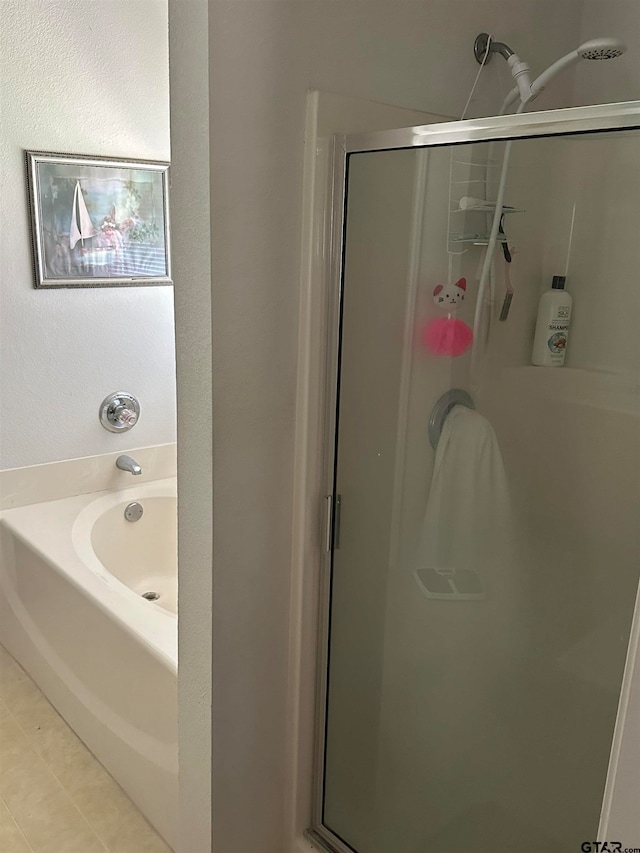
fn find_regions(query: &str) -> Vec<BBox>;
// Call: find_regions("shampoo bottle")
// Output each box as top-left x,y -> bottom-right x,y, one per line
531,275 -> 572,367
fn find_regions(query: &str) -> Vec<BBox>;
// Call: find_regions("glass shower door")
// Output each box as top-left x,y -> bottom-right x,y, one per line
317,112 -> 640,853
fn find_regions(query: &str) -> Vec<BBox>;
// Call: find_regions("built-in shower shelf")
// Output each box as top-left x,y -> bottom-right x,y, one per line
450,179 -> 505,185
449,234 -> 511,245
496,366 -> 640,415
452,159 -> 503,167
450,205 -> 525,214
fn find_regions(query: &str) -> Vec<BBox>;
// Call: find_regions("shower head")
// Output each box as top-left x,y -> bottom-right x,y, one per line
577,37 -> 627,60
526,36 -> 627,102
499,35 -> 628,111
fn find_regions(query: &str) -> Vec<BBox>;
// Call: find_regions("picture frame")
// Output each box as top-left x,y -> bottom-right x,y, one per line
26,151 -> 172,288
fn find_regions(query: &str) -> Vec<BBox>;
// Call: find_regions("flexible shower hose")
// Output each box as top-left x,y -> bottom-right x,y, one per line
470,99 -> 527,388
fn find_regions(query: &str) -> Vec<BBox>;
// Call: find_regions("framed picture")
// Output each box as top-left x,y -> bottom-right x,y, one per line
26,151 -> 172,288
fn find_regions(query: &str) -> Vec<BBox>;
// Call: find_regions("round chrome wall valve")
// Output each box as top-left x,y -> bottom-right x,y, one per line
99,392 -> 140,433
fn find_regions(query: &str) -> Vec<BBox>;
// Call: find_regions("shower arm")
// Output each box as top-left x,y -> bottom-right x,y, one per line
475,34 -> 533,105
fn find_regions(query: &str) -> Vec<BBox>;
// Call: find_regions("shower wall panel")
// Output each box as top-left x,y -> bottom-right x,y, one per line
479,132 -> 640,845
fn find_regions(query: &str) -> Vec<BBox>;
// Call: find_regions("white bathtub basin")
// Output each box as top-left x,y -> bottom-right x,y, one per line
0,477 -> 178,849
78,491 -> 177,615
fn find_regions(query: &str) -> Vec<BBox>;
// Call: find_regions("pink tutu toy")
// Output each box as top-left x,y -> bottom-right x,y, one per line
421,316 -> 473,357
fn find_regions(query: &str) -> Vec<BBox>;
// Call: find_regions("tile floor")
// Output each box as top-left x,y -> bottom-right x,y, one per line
0,643 -> 172,853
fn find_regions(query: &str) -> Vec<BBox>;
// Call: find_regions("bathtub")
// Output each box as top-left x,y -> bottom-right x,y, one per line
0,477 -> 178,850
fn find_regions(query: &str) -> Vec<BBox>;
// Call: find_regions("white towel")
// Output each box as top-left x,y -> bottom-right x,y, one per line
407,404 -> 527,801
416,404 -> 512,585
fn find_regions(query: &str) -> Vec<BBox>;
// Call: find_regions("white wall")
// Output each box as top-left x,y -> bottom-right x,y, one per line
202,3 -> 585,852
167,1 -> 213,852
0,0 -> 174,470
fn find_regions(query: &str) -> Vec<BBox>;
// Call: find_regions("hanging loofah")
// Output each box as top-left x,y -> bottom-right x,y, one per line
421,317 -> 474,357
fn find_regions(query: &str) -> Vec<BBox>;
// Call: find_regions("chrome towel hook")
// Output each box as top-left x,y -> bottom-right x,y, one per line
428,388 -> 475,450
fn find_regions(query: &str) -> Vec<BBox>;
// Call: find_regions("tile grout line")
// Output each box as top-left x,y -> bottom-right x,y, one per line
6,705 -> 111,853
0,790 -> 37,853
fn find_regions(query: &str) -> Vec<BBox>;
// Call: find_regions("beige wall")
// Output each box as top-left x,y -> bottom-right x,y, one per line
172,1 -> 638,850
167,1 -> 213,852
170,0 -> 638,846
201,3 -> 585,851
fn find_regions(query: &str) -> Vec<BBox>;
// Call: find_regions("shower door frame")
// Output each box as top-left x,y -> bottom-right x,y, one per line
306,100 -> 640,853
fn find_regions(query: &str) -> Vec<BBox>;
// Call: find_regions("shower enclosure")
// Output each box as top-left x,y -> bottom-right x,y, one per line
308,102 -> 640,853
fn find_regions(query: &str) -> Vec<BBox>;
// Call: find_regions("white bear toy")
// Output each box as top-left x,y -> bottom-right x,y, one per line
433,277 -> 467,308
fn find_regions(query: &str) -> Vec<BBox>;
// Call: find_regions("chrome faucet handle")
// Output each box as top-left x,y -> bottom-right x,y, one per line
113,405 -> 138,427
99,392 -> 140,433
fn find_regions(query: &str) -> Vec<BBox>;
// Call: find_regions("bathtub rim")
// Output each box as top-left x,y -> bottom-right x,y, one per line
0,478 -> 177,674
